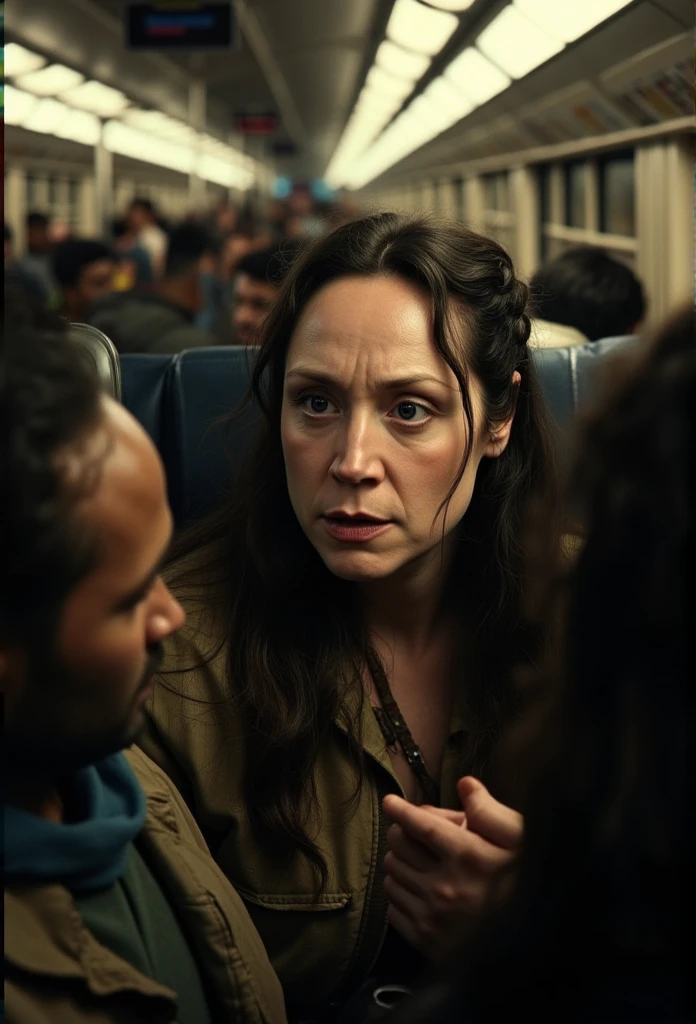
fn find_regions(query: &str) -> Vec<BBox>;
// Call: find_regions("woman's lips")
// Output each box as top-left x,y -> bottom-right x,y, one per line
321,516 -> 393,543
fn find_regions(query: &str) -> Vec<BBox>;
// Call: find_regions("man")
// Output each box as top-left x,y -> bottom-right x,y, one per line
2,294 -> 286,1024
89,223 -> 219,353
125,197 -> 168,278
529,246 -> 646,348
13,211 -> 57,302
52,238 -> 116,322
232,241 -> 299,345
4,222 -> 49,305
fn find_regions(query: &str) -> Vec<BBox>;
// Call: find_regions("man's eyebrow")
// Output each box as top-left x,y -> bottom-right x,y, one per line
285,368 -> 454,390
114,542 -> 171,611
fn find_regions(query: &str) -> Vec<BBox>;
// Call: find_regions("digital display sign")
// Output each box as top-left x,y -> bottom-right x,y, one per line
127,3 -> 235,50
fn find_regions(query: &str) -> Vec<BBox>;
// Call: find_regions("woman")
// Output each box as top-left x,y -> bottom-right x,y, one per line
391,304 -> 693,1023
140,213 -> 559,1019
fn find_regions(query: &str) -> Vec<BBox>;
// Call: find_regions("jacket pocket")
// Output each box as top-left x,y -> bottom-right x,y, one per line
235,889 -> 351,912
233,888 -> 357,1013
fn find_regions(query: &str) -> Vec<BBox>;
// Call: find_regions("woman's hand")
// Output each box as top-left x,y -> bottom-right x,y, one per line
382,777 -> 522,956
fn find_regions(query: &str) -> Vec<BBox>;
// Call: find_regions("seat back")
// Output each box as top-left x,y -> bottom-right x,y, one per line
69,323 -> 122,399
121,347 -> 261,525
532,335 -> 636,428
121,336 -> 637,526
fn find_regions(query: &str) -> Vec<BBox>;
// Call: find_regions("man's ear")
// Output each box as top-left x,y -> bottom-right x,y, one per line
483,370 -> 522,459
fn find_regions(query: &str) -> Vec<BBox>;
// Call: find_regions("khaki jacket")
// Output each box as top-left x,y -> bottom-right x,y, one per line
4,746 -> 287,1024
138,597 -> 469,1018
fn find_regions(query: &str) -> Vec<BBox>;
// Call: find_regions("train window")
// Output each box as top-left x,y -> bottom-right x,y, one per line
484,172 -> 510,212
599,152 -> 635,237
565,161 -> 586,229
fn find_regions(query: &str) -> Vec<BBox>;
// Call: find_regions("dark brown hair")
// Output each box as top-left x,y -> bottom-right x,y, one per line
165,213 -> 559,882
437,305 -> 694,1021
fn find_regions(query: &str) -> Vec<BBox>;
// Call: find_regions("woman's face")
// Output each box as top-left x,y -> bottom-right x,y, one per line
281,275 -> 512,583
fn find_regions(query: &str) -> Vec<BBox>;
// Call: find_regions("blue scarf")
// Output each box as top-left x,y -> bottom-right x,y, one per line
4,753 -> 147,894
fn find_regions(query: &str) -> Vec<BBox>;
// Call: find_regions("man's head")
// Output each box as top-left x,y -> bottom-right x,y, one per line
161,222 -> 218,313
232,242 -> 297,345
126,197 -> 157,233
1,294 -> 185,784
530,247 -> 646,342
53,239 -> 116,321
26,211 -> 52,255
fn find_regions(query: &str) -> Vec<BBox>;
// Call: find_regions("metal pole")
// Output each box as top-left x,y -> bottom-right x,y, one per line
94,127 -> 113,239
188,77 -> 207,210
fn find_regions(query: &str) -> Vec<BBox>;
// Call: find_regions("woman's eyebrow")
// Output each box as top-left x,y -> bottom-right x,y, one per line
285,368 -> 453,390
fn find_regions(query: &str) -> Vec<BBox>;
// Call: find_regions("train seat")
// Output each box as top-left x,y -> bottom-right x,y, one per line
70,323 -> 122,400
119,336 -> 636,527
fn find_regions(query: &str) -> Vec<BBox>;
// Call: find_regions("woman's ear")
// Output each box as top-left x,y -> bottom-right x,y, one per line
483,371 -> 521,459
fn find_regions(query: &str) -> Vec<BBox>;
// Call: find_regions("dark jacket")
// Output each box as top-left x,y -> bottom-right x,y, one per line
4,746 -> 287,1024
89,291 -> 218,355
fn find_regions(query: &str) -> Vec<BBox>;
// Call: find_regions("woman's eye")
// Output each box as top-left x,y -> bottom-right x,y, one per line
391,401 -> 431,423
302,394 -> 336,415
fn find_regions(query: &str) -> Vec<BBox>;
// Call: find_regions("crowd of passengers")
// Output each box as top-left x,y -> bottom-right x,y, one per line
4,187 -> 645,355
3,211 -> 690,1024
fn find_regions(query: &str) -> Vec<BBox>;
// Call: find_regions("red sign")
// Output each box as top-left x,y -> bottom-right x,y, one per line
234,114 -> 278,135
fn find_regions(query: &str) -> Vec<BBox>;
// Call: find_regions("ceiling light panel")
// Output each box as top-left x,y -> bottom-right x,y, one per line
4,43 -> 47,77
513,0 -> 633,43
386,0 -> 459,56
366,65 -> 414,101
476,6 -> 563,79
53,109 -> 101,146
62,80 -> 129,118
22,98 -> 71,135
422,75 -> 474,122
16,64 -> 85,96
445,46 -> 511,104
103,120 -> 194,174
420,0 -> 474,9
3,85 -> 39,125
376,40 -> 431,81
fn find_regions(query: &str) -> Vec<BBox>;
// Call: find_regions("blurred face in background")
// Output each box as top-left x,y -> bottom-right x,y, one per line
232,272 -> 278,345
69,259 -> 116,317
27,222 -> 52,255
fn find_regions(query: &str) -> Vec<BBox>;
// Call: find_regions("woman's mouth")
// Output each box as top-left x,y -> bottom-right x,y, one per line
321,513 -> 392,543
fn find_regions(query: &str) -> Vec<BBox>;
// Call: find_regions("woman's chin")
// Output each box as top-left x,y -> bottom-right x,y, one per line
320,549 -> 399,582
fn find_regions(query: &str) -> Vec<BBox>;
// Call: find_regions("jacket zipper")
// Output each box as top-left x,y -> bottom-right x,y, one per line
335,756 -> 404,1005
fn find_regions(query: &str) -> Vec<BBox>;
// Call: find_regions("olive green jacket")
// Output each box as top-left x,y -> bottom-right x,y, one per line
139,599 -> 468,1019
4,746 -> 287,1024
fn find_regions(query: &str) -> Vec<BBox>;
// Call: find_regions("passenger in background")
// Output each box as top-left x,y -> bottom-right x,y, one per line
111,216 -> 155,289
529,247 -> 646,348
125,197 -> 168,279
14,211 -> 58,303
89,223 -> 219,354
231,241 -> 301,345
52,239 -> 116,323
140,213 -> 559,1020
389,305 -> 693,1024
2,294 -> 287,1024
4,222 -> 49,306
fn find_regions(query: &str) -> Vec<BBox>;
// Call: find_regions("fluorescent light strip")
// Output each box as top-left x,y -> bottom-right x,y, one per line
4,42 -> 47,76
387,0 -> 459,56
375,40 -> 431,81
513,0 -> 634,43
16,64 -> 85,96
61,80 -> 130,118
421,0 -> 474,8
338,0 -> 635,189
476,5 -> 563,79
